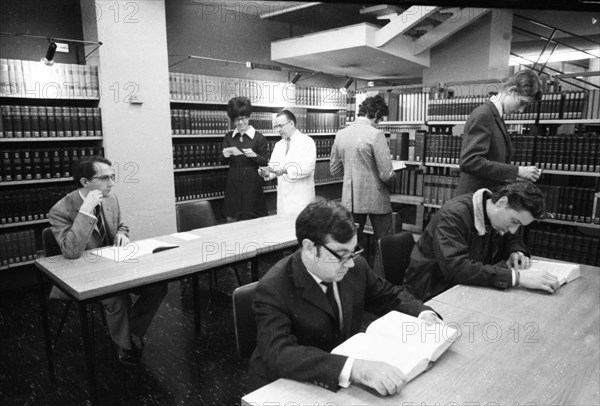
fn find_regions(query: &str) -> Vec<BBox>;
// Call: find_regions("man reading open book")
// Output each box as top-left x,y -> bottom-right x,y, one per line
248,200 -> 443,396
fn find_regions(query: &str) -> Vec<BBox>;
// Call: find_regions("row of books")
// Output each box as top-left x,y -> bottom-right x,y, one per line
538,185 -> 598,223
1,105 -> 103,138
389,168 -> 423,196
387,128 -> 425,162
426,90 -> 593,121
169,72 -> 346,107
344,91 -> 361,123
0,229 -> 38,267
380,91 -> 428,123
423,132 -> 462,165
171,109 -> 231,135
0,58 -> 99,99
527,227 -> 599,266
533,133 -> 599,172
422,167 -> 460,206
1,185 -> 72,225
174,161 -> 341,201
1,147 -> 104,183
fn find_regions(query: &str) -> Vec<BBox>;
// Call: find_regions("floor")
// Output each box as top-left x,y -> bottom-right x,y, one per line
0,259 -> 279,406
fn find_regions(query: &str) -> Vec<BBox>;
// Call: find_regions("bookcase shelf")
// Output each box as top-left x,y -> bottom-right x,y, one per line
0,177 -> 73,186
1,58 -> 104,269
542,169 -> 600,177
0,219 -> 49,229
174,165 -> 229,173
539,219 -> 600,229
539,119 -> 600,125
0,136 -> 103,142
424,162 -> 460,169
390,194 -> 424,205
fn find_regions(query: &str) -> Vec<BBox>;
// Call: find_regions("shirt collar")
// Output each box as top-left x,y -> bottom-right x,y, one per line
489,95 -> 504,117
473,188 -> 492,236
233,125 -> 256,139
285,129 -> 300,142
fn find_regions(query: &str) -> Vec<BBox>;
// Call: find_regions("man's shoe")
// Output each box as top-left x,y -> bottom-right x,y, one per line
118,346 -> 140,366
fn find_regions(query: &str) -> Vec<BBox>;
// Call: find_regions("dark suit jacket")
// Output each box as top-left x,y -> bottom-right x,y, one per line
49,189 -> 129,259
248,250 -> 433,392
456,101 -> 519,195
330,117 -> 395,214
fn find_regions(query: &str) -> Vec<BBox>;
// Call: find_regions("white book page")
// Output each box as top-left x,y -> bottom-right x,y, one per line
528,260 -> 581,285
90,239 -> 177,262
365,311 -> 458,362
170,232 -> 200,241
331,332 -> 429,382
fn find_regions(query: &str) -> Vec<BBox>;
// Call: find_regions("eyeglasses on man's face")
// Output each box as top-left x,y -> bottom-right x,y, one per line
91,174 -> 116,182
316,241 -> 364,264
234,116 -> 250,124
273,121 -> 291,130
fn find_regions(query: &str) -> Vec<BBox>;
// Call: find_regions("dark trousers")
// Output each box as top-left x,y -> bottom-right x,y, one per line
352,212 -> 392,277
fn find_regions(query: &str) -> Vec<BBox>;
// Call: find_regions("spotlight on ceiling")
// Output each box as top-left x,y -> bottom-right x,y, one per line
340,77 -> 354,95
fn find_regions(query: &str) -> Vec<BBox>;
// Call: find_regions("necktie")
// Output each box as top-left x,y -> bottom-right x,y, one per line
95,205 -> 109,246
321,281 -> 340,331
285,138 -> 290,154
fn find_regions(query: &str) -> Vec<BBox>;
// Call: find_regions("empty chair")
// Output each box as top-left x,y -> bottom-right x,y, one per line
176,201 -> 242,299
232,281 -> 258,358
378,231 -> 415,286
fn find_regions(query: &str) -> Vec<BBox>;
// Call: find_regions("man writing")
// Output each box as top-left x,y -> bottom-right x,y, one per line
49,156 -> 167,365
248,200 -> 441,396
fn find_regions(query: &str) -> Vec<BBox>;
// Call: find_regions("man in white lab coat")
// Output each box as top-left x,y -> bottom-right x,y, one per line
259,110 -> 316,214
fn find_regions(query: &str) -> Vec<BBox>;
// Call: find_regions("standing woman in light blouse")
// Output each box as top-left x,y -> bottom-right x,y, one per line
222,97 -> 269,221
456,70 -> 543,195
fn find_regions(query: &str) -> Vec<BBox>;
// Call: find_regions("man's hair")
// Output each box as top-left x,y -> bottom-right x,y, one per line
357,95 -> 389,120
227,96 -> 253,120
72,156 -> 112,187
490,182 -> 545,219
502,70 -> 542,101
296,199 -> 357,246
276,109 -> 297,126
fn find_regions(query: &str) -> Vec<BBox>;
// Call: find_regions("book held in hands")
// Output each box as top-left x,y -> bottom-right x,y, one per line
529,259 -> 581,286
332,311 -> 458,383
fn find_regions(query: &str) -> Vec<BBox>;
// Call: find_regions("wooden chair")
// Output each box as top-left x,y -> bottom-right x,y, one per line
176,201 -> 242,300
378,231 -> 415,286
42,227 -> 105,349
232,281 -> 258,358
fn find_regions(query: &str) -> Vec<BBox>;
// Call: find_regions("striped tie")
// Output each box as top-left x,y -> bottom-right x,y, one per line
95,205 -> 109,246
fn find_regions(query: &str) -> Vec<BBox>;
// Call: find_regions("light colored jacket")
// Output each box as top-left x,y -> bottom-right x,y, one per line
330,117 -> 395,214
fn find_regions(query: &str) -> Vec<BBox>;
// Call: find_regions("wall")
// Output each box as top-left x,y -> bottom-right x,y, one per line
81,0 -> 176,240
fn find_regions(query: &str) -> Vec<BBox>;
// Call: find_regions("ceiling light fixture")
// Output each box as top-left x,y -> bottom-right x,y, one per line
290,72 -> 302,85
340,77 -> 354,94
41,41 -> 58,66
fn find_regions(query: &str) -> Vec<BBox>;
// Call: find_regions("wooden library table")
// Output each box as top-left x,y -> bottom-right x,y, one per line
35,213 -> 298,406
242,262 -> 600,406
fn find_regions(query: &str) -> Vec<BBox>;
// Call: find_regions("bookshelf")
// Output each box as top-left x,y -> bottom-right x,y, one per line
382,86 -> 599,260
168,73 -> 345,208
0,58 -> 103,270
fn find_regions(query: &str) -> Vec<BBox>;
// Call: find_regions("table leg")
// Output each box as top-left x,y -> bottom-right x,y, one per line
192,275 -> 202,332
250,258 -> 259,282
78,302 -> 99,406
37,273 -> 55,381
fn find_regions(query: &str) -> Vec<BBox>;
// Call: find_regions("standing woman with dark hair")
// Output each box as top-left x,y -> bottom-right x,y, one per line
222,96 -> 269,221
456,69 -> 543,195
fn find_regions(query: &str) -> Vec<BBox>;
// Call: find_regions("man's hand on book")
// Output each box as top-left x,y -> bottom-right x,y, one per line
350,359 -> 406,396
519,269 -> 559,293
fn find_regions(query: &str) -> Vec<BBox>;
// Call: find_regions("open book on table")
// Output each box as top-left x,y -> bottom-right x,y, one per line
528,259 -> 581,286
91,239 -> 178,263
332,311 -> 458,383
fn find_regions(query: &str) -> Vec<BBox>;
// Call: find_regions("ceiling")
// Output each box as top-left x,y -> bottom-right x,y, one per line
251,1 -> 599,82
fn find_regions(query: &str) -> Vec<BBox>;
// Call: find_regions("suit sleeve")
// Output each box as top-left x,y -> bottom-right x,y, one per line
372,131 -> 395,185
253,280 -> 348,391
433,206 -> 512,289
49,202 -> 95,259
459,111 -> 518,183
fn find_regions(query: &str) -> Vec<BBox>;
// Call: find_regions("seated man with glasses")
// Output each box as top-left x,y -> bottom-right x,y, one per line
49,156 -> 167,366
249,199 -> 441,396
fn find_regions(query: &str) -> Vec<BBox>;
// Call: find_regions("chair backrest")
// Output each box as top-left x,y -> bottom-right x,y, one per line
176,200 -> 217,232
232,281 -> 258,359
42,227 -> 62,257
378,231 -> 415,286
